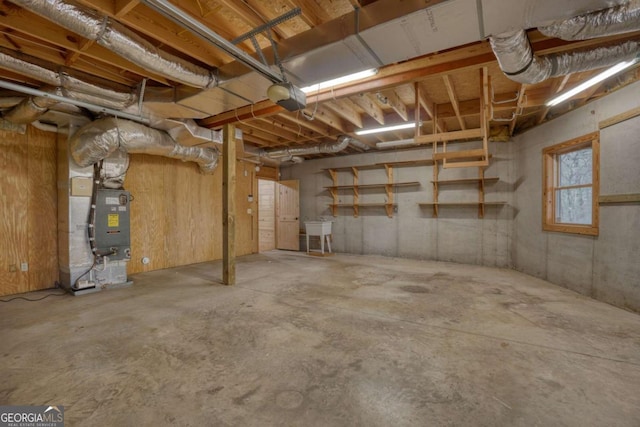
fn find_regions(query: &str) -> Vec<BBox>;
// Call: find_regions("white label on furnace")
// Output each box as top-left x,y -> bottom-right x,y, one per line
105,197 -> 119,205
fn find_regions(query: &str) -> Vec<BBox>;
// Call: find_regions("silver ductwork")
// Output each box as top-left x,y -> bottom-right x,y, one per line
0,50 -> 138,123
10,0 -> 217,89
0,51 -> 136,104
540,0 -> 640,40
70,117 -> 219,174
2,86 -> 133,124
490,30 -> 640,84
260,135 -> 369,159
3,93 -> 60,124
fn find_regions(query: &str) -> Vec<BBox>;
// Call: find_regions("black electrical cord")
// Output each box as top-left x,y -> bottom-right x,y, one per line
1,289 -> 67,303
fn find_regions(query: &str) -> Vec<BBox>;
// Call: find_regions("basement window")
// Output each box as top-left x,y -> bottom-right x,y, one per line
542,132 -> 600,236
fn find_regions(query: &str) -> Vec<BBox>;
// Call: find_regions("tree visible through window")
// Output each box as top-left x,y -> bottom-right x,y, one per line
543,132 -> 599,235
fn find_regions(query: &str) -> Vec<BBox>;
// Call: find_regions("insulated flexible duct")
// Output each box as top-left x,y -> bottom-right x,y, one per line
70,117 -> 218,174
0,50 -> 137,123
3,93 -> 60,124
0,50 -> 135,104
540,0 -> 640,40
261,135 -> 369,159
10,0 -> 217,88
490,30 -> 640,84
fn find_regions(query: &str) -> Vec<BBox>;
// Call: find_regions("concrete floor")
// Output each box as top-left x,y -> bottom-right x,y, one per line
1,251 -> 640,426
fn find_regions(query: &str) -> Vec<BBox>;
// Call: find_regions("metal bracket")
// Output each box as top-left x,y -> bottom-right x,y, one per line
232,8 -> 301,45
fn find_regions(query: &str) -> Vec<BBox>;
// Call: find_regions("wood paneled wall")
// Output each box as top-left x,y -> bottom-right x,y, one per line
0,126 -> 58,296
0,128 -> 259,293
125,153 -> 258,275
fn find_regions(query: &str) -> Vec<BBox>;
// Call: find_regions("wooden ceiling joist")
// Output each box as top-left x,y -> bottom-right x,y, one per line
350,93 -> 385,126
379,89 -> 408,121
324,98 -> 363,129
443,74 -> 466,130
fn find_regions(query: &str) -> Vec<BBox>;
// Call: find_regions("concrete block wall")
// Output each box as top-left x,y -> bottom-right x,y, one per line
513,80 -> 640,312
282,141 -> 515,268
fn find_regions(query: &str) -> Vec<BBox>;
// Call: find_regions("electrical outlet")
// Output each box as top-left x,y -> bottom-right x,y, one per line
8,264 -> 17,272
20,262 -> 28,272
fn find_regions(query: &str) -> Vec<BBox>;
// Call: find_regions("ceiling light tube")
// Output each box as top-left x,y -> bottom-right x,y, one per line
376,139 -> 416,149
546,60 -> 637,107
301,69 -> 378,93
355,122 -> 417,136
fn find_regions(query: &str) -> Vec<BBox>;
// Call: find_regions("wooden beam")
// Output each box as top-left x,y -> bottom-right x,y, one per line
73,0 -> 226,66
599,105 -> 640,129
281,0 -> 319,27
380,89 -> 408,121
256,118 -> 325,142
537,74 -> 571,125
414,82 -> 421,140
443,74 -> 466,130
280,112 -> 340,138
599,193 -> 640,204
217,0 -> 285,41
302,106 -> 348,133
351,93 -> 385,125
509,84 -> 527,135
201,34 -> 640,129
238,125 -> 288,146
65,38 -> 94,66
244,119 -> 312,144
324,98 -> 363,128
222,123 -> 236,286
434,148 -> 486,161
114,0 -> 139,17
415,128 -> 483,145
0,9 -> 171,85
414,82 -> 440,131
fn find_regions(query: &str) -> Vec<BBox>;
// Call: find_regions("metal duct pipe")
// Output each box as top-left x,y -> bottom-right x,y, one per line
2,85 -> 134,124
0,79 -> 148,124
3,92 -> 60,124
70,117 -> 218,174
261,135 -> 368,159
540,0 -> 640,40
10,0 -> 217,88
0,51 -> 136,104
490,30 -> 640,84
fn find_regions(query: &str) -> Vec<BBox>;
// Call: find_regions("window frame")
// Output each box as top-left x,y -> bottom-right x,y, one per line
542,132 -> 600,236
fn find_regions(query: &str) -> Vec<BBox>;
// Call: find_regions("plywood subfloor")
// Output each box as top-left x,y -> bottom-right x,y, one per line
1,251 -> 639,426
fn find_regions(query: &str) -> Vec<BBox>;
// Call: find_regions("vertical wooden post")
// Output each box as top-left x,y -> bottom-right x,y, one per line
223,124 -> 236,286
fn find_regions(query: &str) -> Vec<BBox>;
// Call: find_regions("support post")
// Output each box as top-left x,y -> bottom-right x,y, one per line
223,123 -> 236,286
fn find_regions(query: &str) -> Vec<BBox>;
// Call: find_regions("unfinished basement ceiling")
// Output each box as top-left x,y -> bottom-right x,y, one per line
0,0 -> 639,159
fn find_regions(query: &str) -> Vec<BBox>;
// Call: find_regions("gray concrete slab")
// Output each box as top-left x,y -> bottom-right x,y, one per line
2,251 -> 639,426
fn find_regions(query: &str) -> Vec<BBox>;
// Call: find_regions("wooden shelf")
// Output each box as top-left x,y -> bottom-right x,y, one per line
431,177 -> 499,185
324,181 -> 420,190
330,203 -> 397,207
325,162 -> 423,218
321,159 -> 433,172
419,201 -> 506,207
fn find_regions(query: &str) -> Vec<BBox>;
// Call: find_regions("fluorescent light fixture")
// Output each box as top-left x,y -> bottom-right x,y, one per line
301,69 -> 378,93
546,60 -> 637,107
355,122 -> 418,136
376,139 -> 415,149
